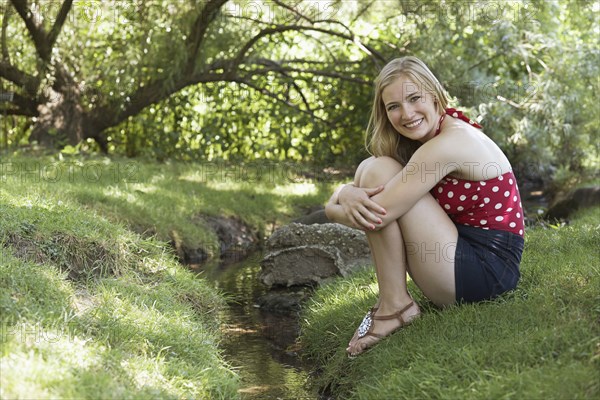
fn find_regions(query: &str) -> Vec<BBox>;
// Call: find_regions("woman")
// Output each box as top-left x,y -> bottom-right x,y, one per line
325,56 -> 525,357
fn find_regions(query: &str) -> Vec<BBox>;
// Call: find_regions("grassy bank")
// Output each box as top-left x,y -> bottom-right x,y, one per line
0,154 -> 337,399
300,207 -> 600,399
0,154 -> 337,257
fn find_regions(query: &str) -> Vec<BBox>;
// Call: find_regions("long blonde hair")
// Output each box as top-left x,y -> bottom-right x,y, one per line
366,56 -> 450,164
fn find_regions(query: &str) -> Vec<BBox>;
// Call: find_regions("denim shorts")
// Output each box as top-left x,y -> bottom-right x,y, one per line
454,224 -> 525,303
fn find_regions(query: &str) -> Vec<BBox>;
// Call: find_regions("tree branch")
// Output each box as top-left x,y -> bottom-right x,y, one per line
2,5 -> 12,63
233,78 -> 332,126
47,0 -> 73,51
185,0 -> 229,74
231,23 -> 385,72
0,61 -> 40,94
238,61 -> 371,85
10,0 -> 72,62
10,0 -> 50,61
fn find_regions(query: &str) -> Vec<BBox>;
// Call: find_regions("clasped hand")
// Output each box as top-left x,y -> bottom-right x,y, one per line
338,184 -> 387,231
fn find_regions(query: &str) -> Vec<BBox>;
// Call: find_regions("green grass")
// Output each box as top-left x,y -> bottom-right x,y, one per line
1,155 -> 336,255
299,207 -> 600,399
0,195 -> 239,398
0,154 -> 340,399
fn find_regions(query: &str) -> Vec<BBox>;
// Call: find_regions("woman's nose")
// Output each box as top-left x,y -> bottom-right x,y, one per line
401,104 -> 415,120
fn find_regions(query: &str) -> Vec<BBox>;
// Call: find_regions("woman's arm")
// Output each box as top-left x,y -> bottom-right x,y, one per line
326,183 -> 385,229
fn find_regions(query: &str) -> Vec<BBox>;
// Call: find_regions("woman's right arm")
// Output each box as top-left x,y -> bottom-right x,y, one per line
325,183 -> 352,225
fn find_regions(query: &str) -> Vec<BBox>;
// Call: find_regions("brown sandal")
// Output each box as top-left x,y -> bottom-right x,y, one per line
349,301 -> 419,357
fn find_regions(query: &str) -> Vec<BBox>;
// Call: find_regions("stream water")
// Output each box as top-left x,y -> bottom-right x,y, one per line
200,253 -> 324,400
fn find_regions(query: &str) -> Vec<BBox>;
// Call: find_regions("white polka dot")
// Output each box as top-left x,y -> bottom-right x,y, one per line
506,207 -> 513,212
484,197 -> 490,204
504,191 -> 510,197
516,212 -> 521,218
459,195 -> 467,201
480,219 -> 487,225
448,191 -> 454,198
509,222 -> 516,228
469,120 -> 474,124
519,229 -> 523,235
498,175 -> 504,181
452,112 -> 458,117
468,213 -> 474,216
480,181 -> 486,186
513,195 -> 518,202
464,183 -> 471,189
495,216 -> 504,222
457,206 -> 464,211
472,195 -> 479,201
438,187 -> 443,193
492,186 -> 499,192
479,203 -> 485,208
483,227 -> 490,230
444,204 -> 451,210
452,179 -> 458,185
509,178 -> 514,185
495,203 -> 503,209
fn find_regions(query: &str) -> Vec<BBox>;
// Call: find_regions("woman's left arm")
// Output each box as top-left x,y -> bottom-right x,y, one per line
371,141 -> 459,228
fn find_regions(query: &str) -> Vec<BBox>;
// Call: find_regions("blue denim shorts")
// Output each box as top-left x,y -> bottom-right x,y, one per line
454,224 -> 524,303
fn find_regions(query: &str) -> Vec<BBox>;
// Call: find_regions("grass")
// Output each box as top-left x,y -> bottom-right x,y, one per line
0,154 -> 339,399
1,154 -> 337,256
299,207 -> 600,399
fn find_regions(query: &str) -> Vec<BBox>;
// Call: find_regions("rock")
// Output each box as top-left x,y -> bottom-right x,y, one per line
292,209 -> 330,225
545,186 -> 600,220
256,289 -> 312,314
194,214 -> 259,262
260,223 -> 371,287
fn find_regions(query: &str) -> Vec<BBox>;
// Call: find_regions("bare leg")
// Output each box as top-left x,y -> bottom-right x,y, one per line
347,156 -> 457,356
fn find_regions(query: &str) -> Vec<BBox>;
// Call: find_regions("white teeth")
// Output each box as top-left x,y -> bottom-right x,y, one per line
405,118 -> 423,128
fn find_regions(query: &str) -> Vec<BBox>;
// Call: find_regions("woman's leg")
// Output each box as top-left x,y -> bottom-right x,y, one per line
347,156 -> 458,355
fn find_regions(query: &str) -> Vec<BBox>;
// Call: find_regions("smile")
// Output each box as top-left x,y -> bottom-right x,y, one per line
404,118 -> 423,128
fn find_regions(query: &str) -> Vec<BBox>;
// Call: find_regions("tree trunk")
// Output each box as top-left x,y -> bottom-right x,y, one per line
28,85 -> 108,152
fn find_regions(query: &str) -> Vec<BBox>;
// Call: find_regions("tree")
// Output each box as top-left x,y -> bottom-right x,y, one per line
1,0 -> 383,153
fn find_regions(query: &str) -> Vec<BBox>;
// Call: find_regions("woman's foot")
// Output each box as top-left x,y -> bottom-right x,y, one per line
346,301 -> 420,357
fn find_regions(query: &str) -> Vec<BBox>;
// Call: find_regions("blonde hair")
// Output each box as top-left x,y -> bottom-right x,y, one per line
366,56 -> 450,164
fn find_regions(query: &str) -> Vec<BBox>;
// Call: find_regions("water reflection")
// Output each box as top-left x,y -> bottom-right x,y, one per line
200,255 -> 320,400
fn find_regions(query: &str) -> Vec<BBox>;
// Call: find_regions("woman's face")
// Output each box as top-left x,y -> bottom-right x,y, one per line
381,75 -> 440,143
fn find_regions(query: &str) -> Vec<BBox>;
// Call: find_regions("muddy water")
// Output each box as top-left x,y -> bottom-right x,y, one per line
200,254 -> 323,400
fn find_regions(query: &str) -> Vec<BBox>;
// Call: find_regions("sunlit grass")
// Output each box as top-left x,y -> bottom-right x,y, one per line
1,155 -> 338,252
0,186 -> 239,398
300,207 -> 600,399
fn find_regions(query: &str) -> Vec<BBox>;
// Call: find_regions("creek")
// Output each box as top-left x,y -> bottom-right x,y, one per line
200,252 -> 325,400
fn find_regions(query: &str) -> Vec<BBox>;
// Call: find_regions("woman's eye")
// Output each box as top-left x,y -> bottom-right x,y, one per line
387,104 -> 398,111
410,96 -> 421,102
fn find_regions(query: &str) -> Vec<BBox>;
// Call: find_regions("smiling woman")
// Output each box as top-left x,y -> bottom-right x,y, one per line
324,56 -> 526,357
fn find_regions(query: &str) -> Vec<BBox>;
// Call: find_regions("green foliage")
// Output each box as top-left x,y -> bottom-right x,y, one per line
1,1 -> 597,181
300,207 -> 600,399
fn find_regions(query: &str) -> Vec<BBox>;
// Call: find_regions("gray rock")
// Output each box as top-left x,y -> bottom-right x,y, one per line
545,186 -> 600,220
260,223 -> 372,287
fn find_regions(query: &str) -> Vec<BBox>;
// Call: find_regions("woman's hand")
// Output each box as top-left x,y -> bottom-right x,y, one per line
337,184 -> 387,230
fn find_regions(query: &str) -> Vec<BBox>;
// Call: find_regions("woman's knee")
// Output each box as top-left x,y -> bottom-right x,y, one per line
356,156 -> 404,187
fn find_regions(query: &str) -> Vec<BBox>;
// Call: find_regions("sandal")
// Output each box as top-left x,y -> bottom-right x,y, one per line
347,301 -> 419,358
347,307 -> 378,347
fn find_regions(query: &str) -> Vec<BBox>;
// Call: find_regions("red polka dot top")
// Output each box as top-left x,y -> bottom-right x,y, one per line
430,109 -> 525,237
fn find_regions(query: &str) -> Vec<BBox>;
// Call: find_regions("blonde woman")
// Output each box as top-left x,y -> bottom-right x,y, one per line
325,56 -> 525,357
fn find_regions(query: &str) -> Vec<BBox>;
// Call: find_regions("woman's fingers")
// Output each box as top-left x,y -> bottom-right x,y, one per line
364,198 -> 387,217
363,185 -> 384,197
352,206 -> 382,230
